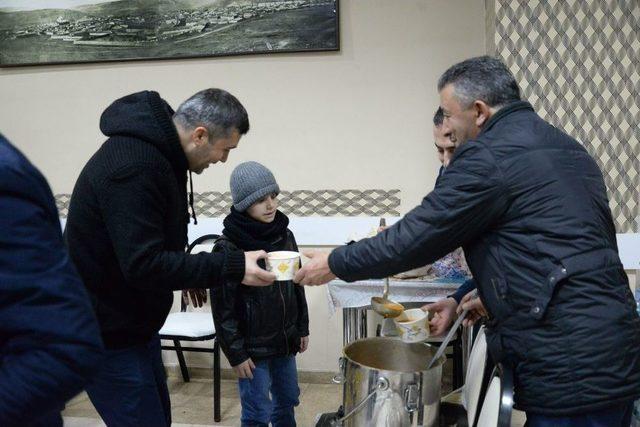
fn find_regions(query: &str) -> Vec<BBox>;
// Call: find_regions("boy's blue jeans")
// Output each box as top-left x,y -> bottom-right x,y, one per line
238,356 -> 300,427
85,335 -> 171,427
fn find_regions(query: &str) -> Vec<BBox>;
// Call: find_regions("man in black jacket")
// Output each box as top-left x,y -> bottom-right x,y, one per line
296,56 -> 640,425
0,134 -> 104,427
65,89 -> 275,426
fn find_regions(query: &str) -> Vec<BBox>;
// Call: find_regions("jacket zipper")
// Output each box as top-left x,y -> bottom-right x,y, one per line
278,282 -> 289,353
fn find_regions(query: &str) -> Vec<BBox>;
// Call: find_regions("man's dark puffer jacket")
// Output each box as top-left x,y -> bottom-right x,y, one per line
211,230 -> 309,366
328,101 -> 640,415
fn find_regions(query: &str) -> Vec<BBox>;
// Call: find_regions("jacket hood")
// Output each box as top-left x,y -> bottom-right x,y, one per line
99,90 -> 188,172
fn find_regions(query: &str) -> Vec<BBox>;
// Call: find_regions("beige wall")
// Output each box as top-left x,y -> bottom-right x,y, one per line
0,0 -> 486,372
0,0 -> 486,211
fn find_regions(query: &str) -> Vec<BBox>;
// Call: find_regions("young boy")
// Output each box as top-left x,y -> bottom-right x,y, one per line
211,161 -> 309,427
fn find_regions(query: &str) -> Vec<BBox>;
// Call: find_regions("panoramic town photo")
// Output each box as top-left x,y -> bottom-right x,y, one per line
0,0 -> 338,66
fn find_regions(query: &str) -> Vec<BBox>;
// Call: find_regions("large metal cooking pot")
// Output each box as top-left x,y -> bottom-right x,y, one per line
333,337 -> 445,427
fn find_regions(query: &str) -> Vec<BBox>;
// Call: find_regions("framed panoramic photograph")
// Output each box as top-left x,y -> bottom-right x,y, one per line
0,0 -> 339,66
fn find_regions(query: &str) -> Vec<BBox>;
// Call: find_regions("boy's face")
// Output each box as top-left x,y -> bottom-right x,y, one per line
433,124 -> 456,167
246,193 -> 278,223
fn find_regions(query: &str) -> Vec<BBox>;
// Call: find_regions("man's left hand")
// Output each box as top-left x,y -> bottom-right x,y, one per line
300,336 -> 309,353
458,291 -> 488,327
423,297 -> 458,336
294,250 -> 336,286
183,289 -> 207,308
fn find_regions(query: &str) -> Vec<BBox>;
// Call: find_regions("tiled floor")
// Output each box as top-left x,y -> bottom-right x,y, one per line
62,367 -> 527,426
63,375 -> 342,426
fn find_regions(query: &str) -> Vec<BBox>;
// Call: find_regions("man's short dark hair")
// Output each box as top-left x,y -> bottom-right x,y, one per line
174,88 -> 249,139
433,107 -> 444,127
437,56 -> 521,109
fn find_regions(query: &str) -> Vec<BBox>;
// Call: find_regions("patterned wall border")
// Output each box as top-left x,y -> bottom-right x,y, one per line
55,189 -> 401,218
492,0 -> 640,232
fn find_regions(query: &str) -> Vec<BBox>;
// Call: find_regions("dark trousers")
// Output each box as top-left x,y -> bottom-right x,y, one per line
86,335 -> 171,427
526,401 -> 633,427
29,409 -> 63,427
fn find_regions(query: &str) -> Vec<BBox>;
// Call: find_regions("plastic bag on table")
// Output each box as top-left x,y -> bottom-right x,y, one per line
392,248 -> 471,280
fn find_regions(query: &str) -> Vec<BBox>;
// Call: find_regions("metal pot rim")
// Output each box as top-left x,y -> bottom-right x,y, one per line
342,337 -> 446,373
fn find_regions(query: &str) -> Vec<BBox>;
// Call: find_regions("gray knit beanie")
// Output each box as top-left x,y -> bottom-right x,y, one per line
230,161 -> 280,212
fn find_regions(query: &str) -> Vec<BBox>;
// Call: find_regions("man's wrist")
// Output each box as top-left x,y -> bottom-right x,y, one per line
231,355 -> 250,367
327,249 -> 340,279
223,250 -> 245,282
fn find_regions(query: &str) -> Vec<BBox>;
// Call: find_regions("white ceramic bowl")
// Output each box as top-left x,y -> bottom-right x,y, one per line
393,308 -> 430,343
266,251 -> 301,281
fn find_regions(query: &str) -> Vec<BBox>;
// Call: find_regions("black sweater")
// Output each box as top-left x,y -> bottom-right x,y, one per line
65,91 -> 245,349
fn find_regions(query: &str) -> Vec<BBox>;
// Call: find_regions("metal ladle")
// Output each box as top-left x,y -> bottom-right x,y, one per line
372,277 -> 404,337
371,277 -> 404,318
370,218 -> 405,320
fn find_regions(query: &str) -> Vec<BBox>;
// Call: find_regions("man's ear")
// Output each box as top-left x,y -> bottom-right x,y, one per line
192,126 -> 209,146
473,100 -> 492,127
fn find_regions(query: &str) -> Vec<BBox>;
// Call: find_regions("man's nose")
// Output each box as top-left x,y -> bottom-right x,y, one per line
442,120 -> 454,139
442,117 -> 451,131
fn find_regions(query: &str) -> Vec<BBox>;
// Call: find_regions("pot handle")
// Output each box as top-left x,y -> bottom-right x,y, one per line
335,377 -> 389,425
404,383 -> 420,412
332,357 -> 346,384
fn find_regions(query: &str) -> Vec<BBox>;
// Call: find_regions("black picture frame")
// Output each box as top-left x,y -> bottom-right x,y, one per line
0,0 -> 339,67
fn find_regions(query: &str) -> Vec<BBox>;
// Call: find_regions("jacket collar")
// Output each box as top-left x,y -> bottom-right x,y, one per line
478,100 -> 534,137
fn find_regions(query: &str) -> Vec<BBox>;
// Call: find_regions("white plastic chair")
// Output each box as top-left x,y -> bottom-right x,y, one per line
159,235 -> 221,422
463,326 -> 488,426
476,363 -> 514,427
440,325 -> 493,427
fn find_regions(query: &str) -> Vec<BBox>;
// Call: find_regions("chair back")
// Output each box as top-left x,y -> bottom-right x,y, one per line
187,234 -> 220,254
180,234 -> 220,312
475,363 -> 514,427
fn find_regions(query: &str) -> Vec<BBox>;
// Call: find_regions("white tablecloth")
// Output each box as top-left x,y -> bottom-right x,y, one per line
326,277 -> 464,315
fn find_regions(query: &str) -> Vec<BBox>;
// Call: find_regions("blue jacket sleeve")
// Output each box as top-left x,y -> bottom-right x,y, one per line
450,278 -> 477,304
0,144 -> 104,426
